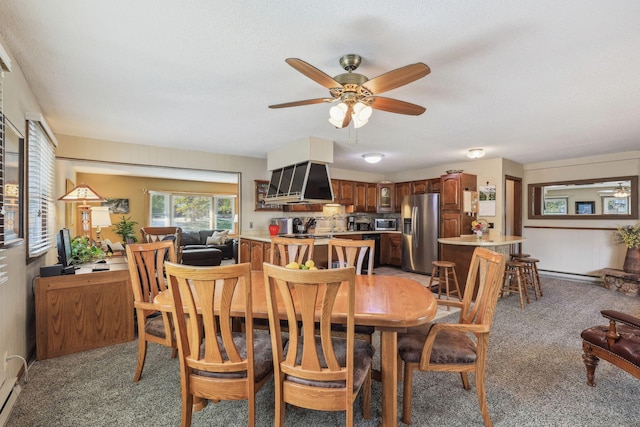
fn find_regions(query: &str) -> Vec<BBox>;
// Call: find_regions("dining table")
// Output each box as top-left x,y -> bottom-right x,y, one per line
154,269 -> 437,427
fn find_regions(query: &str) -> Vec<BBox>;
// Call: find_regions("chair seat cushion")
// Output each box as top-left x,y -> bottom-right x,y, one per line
283,337 -> 374,391
193,332 -> 275,382
145,315 -> 168,339
398,323 -> 477,364
581,324 -> 640,366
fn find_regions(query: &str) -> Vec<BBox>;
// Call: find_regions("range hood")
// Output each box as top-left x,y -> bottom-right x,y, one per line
264,161 -> 335,204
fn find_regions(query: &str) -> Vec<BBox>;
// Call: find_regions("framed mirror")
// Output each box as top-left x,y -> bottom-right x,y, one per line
3,118 -> 24,245
528,176 -> 638,220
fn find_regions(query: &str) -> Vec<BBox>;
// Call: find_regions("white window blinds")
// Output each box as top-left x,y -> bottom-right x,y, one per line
27,117 -> 56,258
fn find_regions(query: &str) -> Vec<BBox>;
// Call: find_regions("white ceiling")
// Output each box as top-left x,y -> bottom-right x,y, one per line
1,1 -> 639,175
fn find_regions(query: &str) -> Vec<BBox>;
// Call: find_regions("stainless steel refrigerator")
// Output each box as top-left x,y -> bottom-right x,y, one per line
401,193 -> 439,274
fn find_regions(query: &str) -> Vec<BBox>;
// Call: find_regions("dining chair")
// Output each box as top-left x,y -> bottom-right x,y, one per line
126,240 -> 178,382
262,263 -> 373,427
328,238 -> 374,275
270,236 -> 314,266
328,238 -> 375,344
397,247 -> 506,427
165,262 -> 274,427
140,226 -> 183,262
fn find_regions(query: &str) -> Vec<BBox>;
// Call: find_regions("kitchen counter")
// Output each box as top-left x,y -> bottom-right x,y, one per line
240,230 -> 401,244
438,235 -> 525,297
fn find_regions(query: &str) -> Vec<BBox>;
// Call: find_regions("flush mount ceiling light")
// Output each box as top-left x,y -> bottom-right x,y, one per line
467,148 -> 485,159
362,153 -> 384,164
613,183 -> 630,198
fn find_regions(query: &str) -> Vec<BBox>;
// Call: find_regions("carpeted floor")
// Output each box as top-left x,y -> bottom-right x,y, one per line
7,272 -> 640,426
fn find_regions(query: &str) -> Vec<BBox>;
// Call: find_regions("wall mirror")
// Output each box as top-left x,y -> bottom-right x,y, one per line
3,118 -> 24,245
528,175 -> 638,220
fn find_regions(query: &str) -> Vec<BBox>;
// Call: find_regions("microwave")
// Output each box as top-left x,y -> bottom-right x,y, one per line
374,218 -> 397,231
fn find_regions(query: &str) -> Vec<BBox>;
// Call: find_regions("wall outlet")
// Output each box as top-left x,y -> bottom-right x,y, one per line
249,222 -> 253,229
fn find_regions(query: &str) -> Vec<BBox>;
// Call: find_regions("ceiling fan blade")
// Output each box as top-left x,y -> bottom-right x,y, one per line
362,63 -> 430,94
369,96 -> 426,115
285,58 -> 343,89
340,105 -> 353,128
268,98 -> 334,109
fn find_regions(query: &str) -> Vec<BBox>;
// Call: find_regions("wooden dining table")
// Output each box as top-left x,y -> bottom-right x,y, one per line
154,270 -> 437,427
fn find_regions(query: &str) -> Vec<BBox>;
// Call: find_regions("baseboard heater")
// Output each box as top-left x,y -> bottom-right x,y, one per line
0,377 -> 21,427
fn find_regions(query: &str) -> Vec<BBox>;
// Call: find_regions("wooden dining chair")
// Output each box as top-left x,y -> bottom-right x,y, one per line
397,247 -> 506,427
328,238 -> 375,344
328,238 -> 375,275
270,236 -> 314,266
140,226 -> 182,262
126,241 -> 178,382
165,262 -> 274,427
262,263 -> 373,427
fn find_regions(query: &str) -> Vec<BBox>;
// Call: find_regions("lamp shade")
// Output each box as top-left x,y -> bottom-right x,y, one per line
59,183 -> 105,204
90,206 -> 112,227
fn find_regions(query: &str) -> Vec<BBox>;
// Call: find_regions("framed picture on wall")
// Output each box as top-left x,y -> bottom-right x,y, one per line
103,198 -> 130,214
602,196 -> 629,215
543,197 -> 568,215
575,201 -> 595,215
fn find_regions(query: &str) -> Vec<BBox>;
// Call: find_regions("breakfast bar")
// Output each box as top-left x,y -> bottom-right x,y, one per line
438,235 -> 526,294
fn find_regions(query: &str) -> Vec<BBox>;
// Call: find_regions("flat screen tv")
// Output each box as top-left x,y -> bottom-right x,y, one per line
56,228 -> 73,267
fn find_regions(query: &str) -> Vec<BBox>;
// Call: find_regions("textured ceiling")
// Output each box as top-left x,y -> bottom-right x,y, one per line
0,1 -> 639,175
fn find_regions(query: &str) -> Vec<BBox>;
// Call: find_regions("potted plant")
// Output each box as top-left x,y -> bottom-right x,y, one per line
70,236 -> 105,264
615,223 -> 640,274
112,216 -> 139,244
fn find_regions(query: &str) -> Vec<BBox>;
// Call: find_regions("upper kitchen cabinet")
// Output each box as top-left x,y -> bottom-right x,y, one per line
428,178 -> 441,193
366,183 -> 377,213
377,182 -> 395,213
354,181 -> 367,212
412,180 -> 428,194
441,173 -> 477,211
331,179 -> 354,205
394,182 -> 411,213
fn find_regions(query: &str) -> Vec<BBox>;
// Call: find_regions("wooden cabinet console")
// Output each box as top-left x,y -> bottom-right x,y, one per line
35,261 -> 134,360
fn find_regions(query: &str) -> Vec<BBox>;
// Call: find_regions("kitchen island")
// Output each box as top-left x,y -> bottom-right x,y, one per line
239,231 -> 402,270
438,235 -> 526,295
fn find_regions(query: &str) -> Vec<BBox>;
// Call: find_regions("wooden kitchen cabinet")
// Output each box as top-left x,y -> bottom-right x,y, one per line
239,239 -> 250,263
331,179 -> 355,205
381,233 -> 402,266
365,183 -> 377,212
412,180 -> 427,194
440,172 -> 477,239
394,182 -> 411,213
354,181 -> 367,212
249,240 -> 264,271
376,182 -> 395,213
428,178 -> 441,193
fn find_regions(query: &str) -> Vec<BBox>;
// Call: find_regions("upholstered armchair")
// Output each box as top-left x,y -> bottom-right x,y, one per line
581,310 -> 640,386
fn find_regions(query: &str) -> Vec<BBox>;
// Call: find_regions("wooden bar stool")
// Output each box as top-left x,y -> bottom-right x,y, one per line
500,260 -> 530,309
428,260 -> 461,310
510,252 -> 530,260
518,257 -> 543,297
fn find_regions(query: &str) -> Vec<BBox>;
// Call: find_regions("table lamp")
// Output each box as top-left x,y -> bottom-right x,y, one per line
90,206 -> 112,243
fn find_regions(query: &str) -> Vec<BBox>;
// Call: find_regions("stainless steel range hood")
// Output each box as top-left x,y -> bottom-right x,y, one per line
263,161 -> 334,204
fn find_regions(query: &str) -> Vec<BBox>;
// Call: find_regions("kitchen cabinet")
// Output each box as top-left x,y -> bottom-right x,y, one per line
354,181 -> 367,212
283,204 -> 322,212
331,179 -> 355,205
239,239 -> 250,264
381,233 -> 402,266
428,178 -> 441,193
412,180 -> 427,194
249,240 -> 265,271
375,182 -> 394,213
394,182 -> 411,213
365,183 -> 377,213
440,172 -> 477,238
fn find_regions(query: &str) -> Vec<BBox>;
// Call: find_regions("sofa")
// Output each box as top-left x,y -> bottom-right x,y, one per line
180,229 -> 235,260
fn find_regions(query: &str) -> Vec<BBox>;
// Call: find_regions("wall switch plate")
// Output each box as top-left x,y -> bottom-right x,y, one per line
249,222 -> 253,228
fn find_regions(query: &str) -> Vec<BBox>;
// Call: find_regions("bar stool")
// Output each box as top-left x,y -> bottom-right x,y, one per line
500,260 -> 530,309
516,257 -> 544,300
510,252 -> 530,260
428,260 -> 461,310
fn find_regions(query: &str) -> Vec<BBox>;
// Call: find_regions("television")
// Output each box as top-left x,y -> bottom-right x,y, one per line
56,228 -> 74,272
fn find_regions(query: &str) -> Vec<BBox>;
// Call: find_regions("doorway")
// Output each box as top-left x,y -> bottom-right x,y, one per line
505,175 -> 523,251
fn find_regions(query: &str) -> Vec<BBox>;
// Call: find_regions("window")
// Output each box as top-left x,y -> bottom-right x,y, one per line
149,191 -> 236,232
26,113 -> 57,259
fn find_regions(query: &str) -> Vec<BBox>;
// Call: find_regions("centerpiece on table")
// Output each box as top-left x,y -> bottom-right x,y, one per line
471,219 -> 489,238
71,235 -> 105,264
614,222 -> 640,274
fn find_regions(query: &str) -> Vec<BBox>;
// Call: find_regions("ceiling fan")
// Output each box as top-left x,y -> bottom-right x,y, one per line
268,54 -> 430,128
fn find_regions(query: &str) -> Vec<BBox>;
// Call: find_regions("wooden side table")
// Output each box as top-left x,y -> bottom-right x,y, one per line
35,259 -> 134,360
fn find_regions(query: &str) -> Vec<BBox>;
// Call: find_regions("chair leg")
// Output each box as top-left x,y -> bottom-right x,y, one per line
582,341 -> 599,387
460,372 -> 470,390
134,337 -> 148,382
248,395 -> 256,427
362,368 -> 371,419
475,365 -> 492,427
402,362 -> 415,425
180,387 -> 193,427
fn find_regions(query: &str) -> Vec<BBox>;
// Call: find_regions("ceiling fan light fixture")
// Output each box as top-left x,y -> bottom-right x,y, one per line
467,148 -> 485,159
362,153 -> 384,164
613,183 -> 630,198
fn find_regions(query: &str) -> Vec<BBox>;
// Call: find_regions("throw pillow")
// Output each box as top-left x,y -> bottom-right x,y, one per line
206,230 -> 229,245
